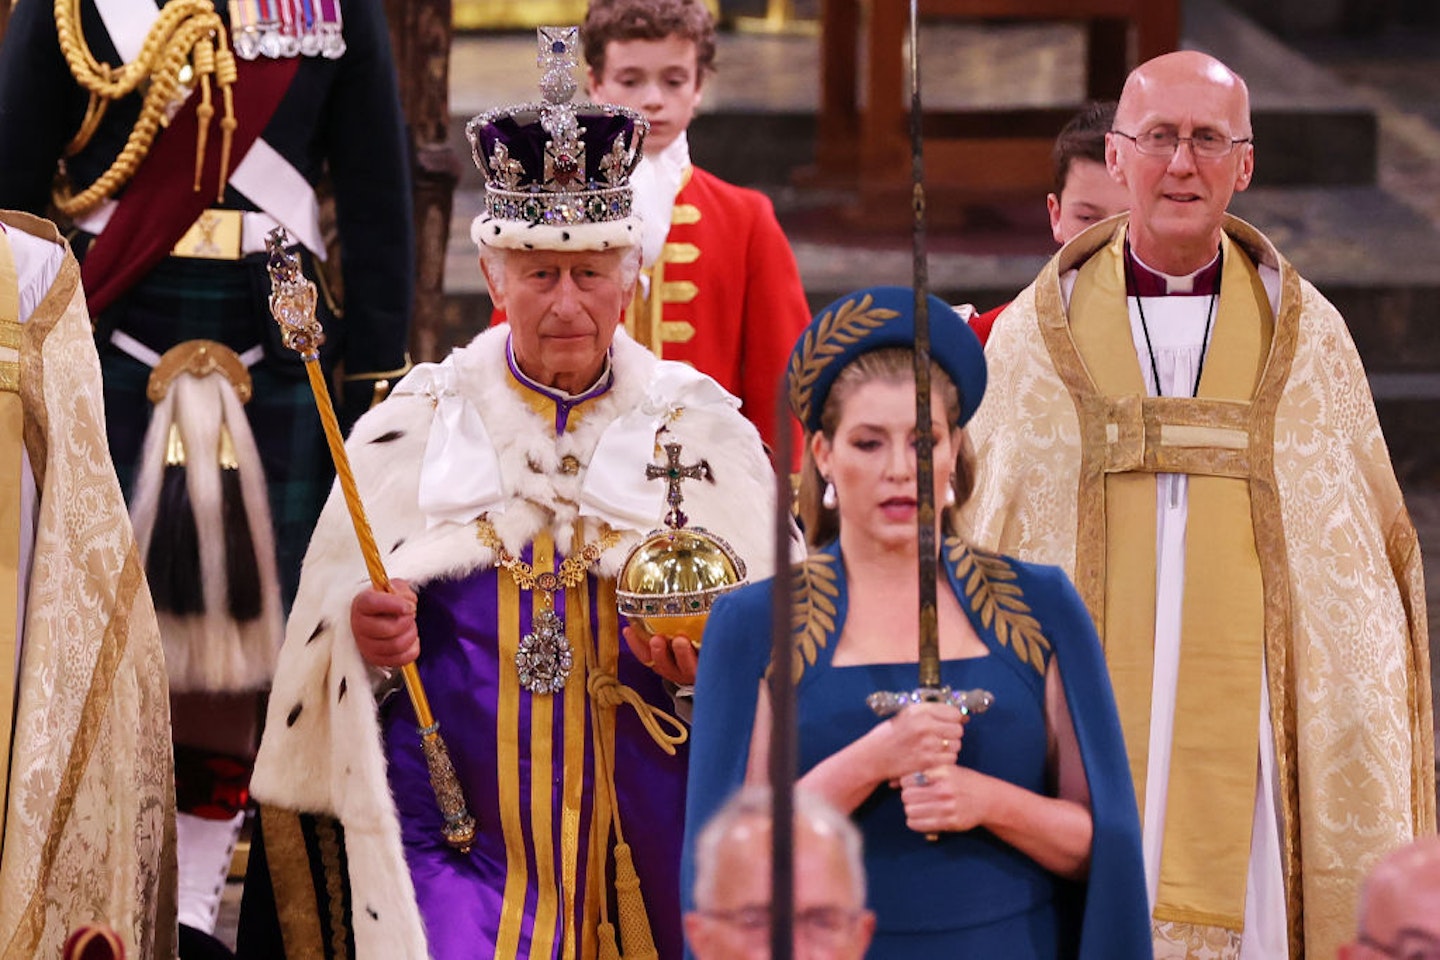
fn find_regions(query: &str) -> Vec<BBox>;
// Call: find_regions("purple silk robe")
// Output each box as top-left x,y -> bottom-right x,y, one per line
380,366 -> 689,960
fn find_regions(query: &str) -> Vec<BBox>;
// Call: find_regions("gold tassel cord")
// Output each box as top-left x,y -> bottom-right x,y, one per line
586,662 -> 665,958
612,843 -> 658,960
586,672 -> 687,756
52,0 -> 238,216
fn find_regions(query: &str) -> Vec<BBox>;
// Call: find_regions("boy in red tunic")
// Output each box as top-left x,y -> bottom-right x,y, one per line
582,0 -> 810,456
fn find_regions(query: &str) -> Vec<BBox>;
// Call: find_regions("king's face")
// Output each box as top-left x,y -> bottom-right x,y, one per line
487,247 -> 631,394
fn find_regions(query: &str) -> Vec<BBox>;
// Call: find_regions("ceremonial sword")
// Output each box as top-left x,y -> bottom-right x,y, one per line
769,395 -> 797,960
265,230 -> 477,854
866,0 -> 994,800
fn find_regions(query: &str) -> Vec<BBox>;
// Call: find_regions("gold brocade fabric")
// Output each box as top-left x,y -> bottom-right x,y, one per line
1067,230 -> 1270,934
0,230 -> 20,854
0,212 -> 176,960
964,214 -> 1436,959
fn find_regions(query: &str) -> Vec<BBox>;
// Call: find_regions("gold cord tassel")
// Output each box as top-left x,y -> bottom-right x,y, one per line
613,842 -> 659,960
596,923 -> 622,960
192,39 -> 215,190
52,0 -> 240,216
215,41 -> 239,200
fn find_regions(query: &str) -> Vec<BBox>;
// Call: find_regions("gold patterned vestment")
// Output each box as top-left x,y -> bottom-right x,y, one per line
964,214 -> 1435,959
0,212 -> 176,960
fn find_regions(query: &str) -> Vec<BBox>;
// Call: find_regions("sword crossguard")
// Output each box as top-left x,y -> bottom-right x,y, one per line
866,686 -> 995,718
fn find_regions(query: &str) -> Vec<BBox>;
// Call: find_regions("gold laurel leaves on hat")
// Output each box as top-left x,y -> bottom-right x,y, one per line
787,293 -> 898,431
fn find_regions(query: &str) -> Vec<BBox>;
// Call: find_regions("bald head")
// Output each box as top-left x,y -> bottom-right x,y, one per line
1340,836 -> 1440,959
1106,51 -> 1255,275
1115,51 -> 1252,137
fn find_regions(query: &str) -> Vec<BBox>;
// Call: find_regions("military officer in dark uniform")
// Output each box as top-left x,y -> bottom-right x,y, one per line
0,0 -> 414,953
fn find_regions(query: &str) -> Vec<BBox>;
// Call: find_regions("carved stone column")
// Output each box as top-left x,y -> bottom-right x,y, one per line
384,0 -> 460,363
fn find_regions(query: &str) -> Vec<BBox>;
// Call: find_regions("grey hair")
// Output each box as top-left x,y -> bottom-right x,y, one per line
692,785 -> 866,909
479,243 -> 642,298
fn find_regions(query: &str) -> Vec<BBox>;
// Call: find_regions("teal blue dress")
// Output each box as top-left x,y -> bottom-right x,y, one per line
684,538 -> 1151,959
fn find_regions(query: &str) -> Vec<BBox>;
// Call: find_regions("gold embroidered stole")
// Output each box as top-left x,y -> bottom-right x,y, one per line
624,166 -> 699,356
1069,229 -> 1272,931
0,228 -> 21,853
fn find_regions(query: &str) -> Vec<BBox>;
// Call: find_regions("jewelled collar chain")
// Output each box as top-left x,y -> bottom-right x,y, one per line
476,516 -> 619,593
475,515 -> 620,694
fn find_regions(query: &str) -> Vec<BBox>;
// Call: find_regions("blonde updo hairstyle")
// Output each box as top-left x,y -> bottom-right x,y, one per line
798,347 -> 976,549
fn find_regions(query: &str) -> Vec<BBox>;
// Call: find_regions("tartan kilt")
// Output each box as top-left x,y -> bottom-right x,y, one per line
92,247 -> 341,609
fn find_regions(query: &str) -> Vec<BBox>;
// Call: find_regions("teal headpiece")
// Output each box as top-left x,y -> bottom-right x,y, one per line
786,286 -> 988,434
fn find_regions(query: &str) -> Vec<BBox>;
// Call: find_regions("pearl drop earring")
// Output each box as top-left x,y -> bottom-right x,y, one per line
822,480 -> 838,509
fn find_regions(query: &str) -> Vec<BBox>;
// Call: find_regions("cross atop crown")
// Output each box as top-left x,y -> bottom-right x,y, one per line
536,26 -> 579,106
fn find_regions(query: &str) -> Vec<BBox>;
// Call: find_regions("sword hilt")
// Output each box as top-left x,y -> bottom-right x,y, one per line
869,685 -> 993,843
867,685 -> 994,718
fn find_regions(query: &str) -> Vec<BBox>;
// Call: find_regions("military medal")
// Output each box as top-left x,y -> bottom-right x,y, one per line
229,0 -> 346,60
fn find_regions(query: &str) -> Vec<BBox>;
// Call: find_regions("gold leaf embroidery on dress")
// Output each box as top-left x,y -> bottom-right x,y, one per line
947,539 -> 1052,675
780,554 -> 839,683
786,294 -> 897,423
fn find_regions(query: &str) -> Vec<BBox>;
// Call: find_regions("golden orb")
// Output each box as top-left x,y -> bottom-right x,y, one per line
616,526 -> 746,649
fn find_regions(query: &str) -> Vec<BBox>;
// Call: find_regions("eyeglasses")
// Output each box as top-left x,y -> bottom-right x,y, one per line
1357,928 -> 1440,960
1111,126 -> 1253,159
701,905 -> 866,942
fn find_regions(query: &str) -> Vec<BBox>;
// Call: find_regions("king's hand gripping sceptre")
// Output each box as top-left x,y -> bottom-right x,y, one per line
265,229 -> 477,854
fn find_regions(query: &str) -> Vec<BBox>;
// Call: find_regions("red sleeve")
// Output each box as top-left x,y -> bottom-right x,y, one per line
970,302 -> 1009,348
739,192 -> 809,471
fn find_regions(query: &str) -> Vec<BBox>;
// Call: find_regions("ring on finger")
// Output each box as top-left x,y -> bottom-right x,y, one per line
912,771 -> 929,787
941,737 -> 950,751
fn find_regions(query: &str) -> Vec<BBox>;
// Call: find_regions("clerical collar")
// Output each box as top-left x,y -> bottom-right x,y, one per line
1126,244 -> 1221,296
505,337 -> 614,435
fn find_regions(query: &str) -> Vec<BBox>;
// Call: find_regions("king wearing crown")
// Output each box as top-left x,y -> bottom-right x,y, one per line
237,27 -> 778,960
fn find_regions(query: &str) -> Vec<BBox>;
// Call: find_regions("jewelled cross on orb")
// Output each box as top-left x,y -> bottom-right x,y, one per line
646,442 -> 713,529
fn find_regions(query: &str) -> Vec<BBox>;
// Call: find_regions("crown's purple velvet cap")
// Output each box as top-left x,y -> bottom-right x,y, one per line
476,108 -> 639,189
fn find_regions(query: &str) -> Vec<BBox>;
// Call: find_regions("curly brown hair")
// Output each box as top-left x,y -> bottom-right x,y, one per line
582,0 -> 718,79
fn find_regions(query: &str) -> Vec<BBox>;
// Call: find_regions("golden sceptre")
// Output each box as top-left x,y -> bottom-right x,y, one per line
265,228 -> 476,853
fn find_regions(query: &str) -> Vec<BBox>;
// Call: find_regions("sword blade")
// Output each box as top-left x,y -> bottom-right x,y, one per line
909,0 -> 940,690
769,388 -> 797,959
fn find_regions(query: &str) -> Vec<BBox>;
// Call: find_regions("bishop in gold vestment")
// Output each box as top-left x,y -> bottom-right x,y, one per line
967,208 -> 1434,959
0,211 -> 176,960
967,50 -> 1434,959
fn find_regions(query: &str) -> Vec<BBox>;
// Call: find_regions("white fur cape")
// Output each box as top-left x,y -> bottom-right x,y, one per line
249,326 -> 777,959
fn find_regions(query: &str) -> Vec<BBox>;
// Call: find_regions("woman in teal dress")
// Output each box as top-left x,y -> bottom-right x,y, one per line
683,286 -> 1150,958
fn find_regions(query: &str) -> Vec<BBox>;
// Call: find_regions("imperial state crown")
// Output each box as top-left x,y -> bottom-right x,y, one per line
465,26 -> 648,252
